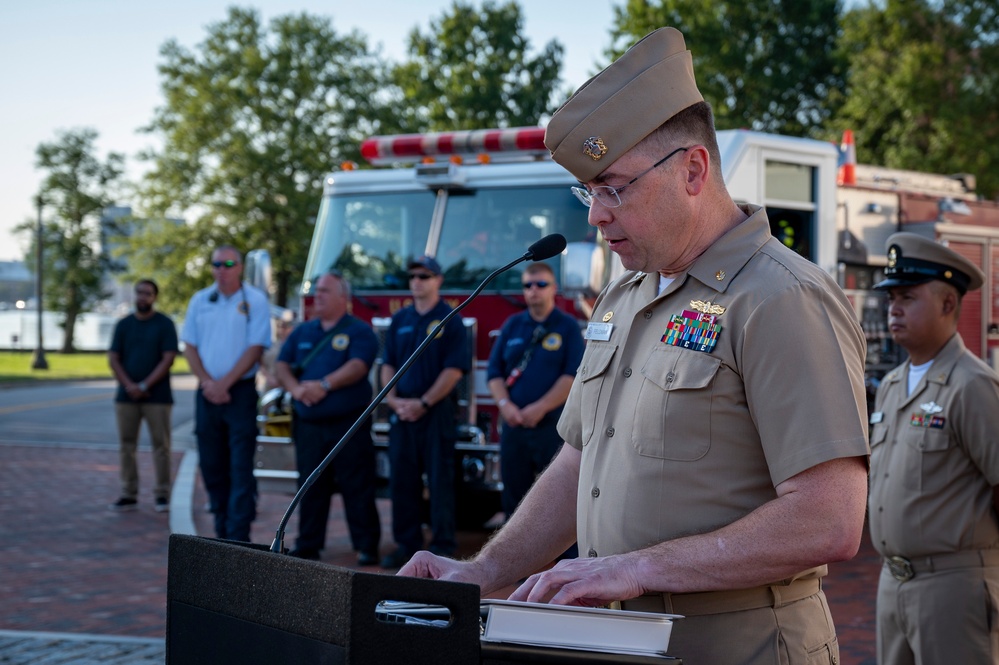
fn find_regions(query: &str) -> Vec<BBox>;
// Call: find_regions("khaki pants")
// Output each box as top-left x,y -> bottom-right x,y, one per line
115,402 -> 173,500
634,590 -> 838,664
877,563 -> 999,665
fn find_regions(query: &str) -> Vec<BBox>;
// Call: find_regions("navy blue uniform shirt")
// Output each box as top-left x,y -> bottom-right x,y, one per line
278,316 -> 378,421
382,300 -> 469,397
487,307 -> 584,408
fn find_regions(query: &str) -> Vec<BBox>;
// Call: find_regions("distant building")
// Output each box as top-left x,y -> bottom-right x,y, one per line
0,260 -> 32,308
99,206 -> 184,314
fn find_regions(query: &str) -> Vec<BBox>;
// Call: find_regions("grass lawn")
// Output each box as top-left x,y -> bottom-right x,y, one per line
0,351 -> 191,383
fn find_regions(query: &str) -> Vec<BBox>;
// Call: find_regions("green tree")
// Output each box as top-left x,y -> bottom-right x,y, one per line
136,7 -> 391,306
15,128 -> 123,353
608,0 -> 846,136
392,1 -> 564,131
833,0 -> 999,197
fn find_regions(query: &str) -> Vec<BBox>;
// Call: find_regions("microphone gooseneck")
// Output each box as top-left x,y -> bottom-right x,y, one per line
270,234 -> 567,553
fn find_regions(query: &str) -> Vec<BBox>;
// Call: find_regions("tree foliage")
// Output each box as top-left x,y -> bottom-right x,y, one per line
833,0 -> 999,198
391,1 -> 564,131
15,128 -> 122,352
135,7 -> 391,306
608,0 -> 845,136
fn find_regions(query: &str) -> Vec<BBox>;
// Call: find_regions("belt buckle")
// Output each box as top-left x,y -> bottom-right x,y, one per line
886,556 -> 914,581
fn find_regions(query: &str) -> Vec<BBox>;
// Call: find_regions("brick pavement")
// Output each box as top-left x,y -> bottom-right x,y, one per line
0,429 -> 881,664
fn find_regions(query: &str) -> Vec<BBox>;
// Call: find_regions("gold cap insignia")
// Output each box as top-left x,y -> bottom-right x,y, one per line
887,246 -> 898,268
602,311 -> 613,322
583,137 -> 608,161
690,300 -> 726,315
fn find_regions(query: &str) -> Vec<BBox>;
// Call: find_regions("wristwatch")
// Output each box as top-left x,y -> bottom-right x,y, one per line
319,377 -> 331,391
137,381 -> 148,392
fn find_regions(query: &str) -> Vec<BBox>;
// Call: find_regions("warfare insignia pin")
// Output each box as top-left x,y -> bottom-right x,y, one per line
690,300 -> 726,316
583,137 -> 608,161
920,401 -> 943,414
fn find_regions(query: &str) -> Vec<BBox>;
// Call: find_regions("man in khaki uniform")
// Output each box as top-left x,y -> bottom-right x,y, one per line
399,27 -> 870,664
868,232 -> 999,665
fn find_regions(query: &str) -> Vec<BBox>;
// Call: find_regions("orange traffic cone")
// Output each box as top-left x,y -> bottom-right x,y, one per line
838,130 -> 856,186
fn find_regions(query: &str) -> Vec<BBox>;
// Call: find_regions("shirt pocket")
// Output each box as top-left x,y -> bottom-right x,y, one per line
577,343 -> 617,446
634,346 -> 721,460
902,426 -> 954,492
870,423 -> 889,449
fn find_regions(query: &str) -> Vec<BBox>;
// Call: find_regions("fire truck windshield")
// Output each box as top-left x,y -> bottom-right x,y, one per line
304,185 -> 592,292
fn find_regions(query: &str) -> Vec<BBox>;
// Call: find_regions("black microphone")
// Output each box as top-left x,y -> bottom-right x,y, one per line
270,233 -> 567,553
526,233 -> 567,261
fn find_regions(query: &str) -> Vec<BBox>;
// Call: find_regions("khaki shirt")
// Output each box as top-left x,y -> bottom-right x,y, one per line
868,333 -> 999,558
558,206 -> 869,577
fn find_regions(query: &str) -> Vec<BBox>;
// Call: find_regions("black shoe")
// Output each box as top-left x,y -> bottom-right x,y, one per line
109,497 -> 137,512
288,547 -> 321,560
380,548 -> 410,569
357,551 -> 379,566
154,497 -> 169,513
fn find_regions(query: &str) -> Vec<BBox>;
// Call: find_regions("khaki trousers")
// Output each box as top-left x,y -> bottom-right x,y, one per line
115,402 -> 173,500
877,563 -> 999,665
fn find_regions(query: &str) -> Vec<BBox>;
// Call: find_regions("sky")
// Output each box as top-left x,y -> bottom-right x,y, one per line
0,1 -> 618,262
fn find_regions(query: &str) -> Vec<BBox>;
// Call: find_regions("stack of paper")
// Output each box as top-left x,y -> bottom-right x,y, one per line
480,599 -> 681,658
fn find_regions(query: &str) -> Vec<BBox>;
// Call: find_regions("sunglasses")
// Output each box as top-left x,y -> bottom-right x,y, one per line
211,260 -> 238,269
408,272 -> 436,280
522,280 -> 551,289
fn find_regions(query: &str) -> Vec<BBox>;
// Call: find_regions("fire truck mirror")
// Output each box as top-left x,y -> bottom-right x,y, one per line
245,249 -> 273,298
562,241 -> 605,299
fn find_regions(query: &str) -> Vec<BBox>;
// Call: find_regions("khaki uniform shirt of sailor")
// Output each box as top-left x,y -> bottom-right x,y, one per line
868,333 -> 999,558
557,205 -> 870,573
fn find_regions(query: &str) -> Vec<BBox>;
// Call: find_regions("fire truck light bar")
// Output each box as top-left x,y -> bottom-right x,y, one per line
360,127 -> 548,165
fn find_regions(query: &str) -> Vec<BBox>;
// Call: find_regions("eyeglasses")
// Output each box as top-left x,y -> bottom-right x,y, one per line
134,290 -> 155,297
408,272 -> 436,281
211,260 -> 238,269
571,146 -> 690,209
522,280 -> 551,289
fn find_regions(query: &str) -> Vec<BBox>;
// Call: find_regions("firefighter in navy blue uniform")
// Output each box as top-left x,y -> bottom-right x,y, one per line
487,263 -> 584,529
379,256 -> 469,569
868,232 -> 999,665
276,271 -> 381,565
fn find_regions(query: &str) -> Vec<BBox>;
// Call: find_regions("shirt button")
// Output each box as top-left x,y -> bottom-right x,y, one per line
623,367 -> 632,377
606,427 -> 615,437
580,367 -> 587,376
588,548 -> 598,558
644,310 -> 653,319
591,487 -> 600,498
666,372 -> 675,383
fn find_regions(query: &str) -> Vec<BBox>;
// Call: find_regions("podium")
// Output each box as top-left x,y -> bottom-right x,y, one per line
167,535 -> 679,664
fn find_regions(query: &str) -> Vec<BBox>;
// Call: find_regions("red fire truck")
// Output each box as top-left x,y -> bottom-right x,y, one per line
252,126 -> 999,528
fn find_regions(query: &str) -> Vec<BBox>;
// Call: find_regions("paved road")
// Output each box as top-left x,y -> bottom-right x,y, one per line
0,377 -> 879,664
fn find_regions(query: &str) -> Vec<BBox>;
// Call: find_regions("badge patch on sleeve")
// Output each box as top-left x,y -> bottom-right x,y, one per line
662,309 -> 722,353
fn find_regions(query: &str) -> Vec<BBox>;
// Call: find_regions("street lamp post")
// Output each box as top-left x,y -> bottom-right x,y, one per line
31,193 -> 48,370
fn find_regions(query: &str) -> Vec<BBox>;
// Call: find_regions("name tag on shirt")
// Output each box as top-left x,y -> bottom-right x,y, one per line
585,322 -> 613,341
870,412 -> 883,424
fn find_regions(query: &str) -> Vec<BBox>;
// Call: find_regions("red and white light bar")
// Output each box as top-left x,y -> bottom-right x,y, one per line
360,127 -> 548,165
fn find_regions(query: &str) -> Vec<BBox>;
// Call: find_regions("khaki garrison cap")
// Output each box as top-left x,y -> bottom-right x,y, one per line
544,27 -> 703,183
874,232 -> 985,295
